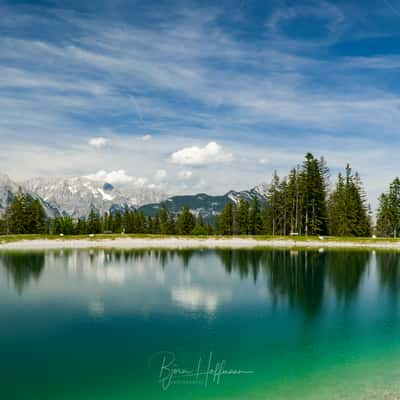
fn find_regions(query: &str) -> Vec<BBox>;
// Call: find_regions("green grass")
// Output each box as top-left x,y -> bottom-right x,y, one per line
1,233 -> 400,245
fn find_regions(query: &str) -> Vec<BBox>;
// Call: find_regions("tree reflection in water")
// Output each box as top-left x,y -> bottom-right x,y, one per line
0,252 -> 45,295
376,252 -> 400,296
216,249 -> 371,316
0,248 -> 380,315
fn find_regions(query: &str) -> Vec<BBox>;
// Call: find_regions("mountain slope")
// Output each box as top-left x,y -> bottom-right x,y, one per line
1,172 -> 267,221
0,174 -> 59,217
23,177 -> 168,218
0,174 -> 19,215
138,184 -> 268,222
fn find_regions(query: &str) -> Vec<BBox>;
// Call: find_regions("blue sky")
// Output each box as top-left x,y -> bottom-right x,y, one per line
1,0 -> 400,207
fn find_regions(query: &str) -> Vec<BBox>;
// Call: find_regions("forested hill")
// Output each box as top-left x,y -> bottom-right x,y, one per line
138,186 -> 268,223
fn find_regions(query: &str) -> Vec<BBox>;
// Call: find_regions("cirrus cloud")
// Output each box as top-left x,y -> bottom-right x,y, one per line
171,142 -> 233,166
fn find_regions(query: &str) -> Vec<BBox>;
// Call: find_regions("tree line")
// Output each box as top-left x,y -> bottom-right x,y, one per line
217,153 -> 372,237
1,152 -> 400,237
0,194 -> 47,235
0,194 -> 214,236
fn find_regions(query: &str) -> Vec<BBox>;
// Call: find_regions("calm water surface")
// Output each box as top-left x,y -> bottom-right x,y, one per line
1,249 -> 400,399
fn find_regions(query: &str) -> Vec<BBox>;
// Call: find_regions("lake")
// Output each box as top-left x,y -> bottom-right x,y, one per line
1,248 -> 400,399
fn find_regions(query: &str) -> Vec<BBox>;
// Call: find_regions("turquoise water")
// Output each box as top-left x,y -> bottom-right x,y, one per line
1,249 -> 400,399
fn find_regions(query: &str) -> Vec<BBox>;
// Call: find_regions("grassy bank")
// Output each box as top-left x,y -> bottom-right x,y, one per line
1,233 -> 400,245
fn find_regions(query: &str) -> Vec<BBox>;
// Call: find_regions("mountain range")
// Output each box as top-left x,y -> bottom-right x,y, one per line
138,184 -> 268,222
0,174 -> 268,221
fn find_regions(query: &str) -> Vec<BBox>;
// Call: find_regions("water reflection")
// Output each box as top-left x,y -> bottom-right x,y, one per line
263,251 -> 326,317
325,251 -> 369,303
376,252 -> 400,295
1,252 -> 45,294
0,248 -> 395,316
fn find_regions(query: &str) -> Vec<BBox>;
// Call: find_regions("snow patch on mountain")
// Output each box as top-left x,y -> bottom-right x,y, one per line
22,176 -> 168,218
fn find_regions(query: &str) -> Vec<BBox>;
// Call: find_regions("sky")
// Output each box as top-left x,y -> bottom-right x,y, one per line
1,0 -> 400,207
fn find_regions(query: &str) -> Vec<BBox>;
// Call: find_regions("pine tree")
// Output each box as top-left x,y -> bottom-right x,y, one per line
7,193 -> 26,234
264,171 -> 280,235
287,167 -> 300,234
30,199 -> 47,234
159,206 -> 170,234
75,218 -> 87,234
113,211 -> 122,233
87,208 -> 102,234
0,216 -> 7,235
136,212 -> 146,233
52,216 -> 74,235
167,214 -> 176,234
176,206 -> 195,235
152,215 -> 161,234
123,210 -> 133,233
328,165 -> 371,237
218,202 -> 234,235
302,153 -> 328,236
103,212 -> 113,233
236,199 -> 249,235
377,177 -> 400,237
192,214 -> 208,235
328,173 -> 347,236
249,196 -> 263,235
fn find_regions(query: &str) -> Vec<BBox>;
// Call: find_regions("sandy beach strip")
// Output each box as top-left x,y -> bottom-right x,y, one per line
1,237 -> 400,250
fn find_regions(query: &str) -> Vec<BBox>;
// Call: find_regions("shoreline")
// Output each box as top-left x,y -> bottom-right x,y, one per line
2,236 -> 400,250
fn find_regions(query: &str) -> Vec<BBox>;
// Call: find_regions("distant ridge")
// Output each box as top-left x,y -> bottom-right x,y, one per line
138,184 -> 268,223
0,173 -> 268,221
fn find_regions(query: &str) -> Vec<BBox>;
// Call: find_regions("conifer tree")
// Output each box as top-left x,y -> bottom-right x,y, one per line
218,202 -> 234,235
167,214 -> 176,234
176,206 -> 195,235
113,212 -> 122,233
328,165 -> 371,237
87,208 -> 102,234
159,206 -> 170,234
287,167 -> 301,235
236,199 -> 249,235
75,218 -> 87,235
30,199 -> 47,234
301,153 -> 328,235
103,212 -> 113,233
376,177 -> 400,237
7,193 -> 26,234
249,196 -> 263,235
152,215 -> 161,234
264,171 -> 280,235
192,214 -> 208,235
0,216 -> 7,235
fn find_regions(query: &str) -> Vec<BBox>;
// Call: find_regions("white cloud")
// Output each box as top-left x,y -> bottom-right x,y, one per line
171,142 -> 233,166
86,169 -> 150,186
171,286 -> 233,314
86,169 -> 134,184
154,169 -> 167,181
171,287 -> 219,313
178,169 -> 193,180
134,177 -> 148,187
1,3 -> 400,210
88,137 -> 111,148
